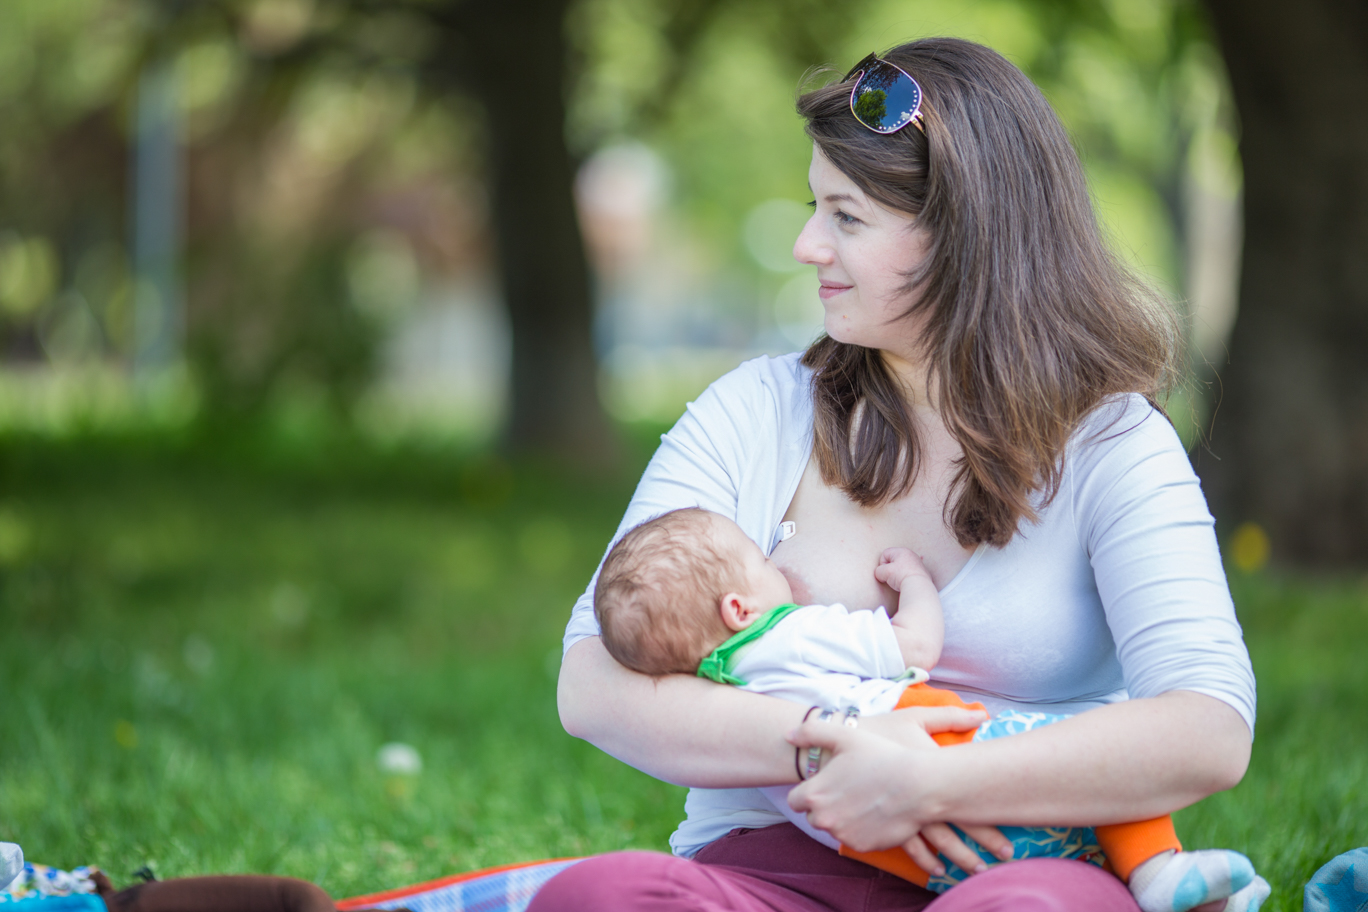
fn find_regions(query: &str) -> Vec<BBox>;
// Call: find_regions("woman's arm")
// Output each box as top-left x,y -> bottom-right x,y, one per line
788,689 -> 1250,853
558,635 -> 992,788
558,637 -> 806,786
561,634 -> 1009,874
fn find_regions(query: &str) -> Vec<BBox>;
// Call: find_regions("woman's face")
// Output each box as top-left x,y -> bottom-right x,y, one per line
793,146 -> 930,361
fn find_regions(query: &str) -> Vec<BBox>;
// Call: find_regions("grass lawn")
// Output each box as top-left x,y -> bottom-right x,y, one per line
1,429 -> 1364,911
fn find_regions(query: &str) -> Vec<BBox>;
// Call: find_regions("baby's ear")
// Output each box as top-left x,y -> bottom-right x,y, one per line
718,592 -> 754,631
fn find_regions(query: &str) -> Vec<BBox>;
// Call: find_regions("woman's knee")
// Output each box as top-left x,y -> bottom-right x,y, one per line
527,851 -> 720,912
927,859 -> 1139,912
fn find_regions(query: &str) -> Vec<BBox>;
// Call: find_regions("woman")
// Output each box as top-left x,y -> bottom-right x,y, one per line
533,38 -> 1255,912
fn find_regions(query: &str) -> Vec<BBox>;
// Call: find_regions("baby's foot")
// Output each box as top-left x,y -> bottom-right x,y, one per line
1220,876 -> 1270,912
1131,849 -> 1257,912
1192,875 -> 1272,912
0,843 -> 22,892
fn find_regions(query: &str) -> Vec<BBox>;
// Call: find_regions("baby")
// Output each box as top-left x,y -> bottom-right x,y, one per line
594,507 -> 1269,912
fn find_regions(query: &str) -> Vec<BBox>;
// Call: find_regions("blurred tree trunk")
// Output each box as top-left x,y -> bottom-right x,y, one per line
1198,0 -> 1368,564
442,0 -> 619,469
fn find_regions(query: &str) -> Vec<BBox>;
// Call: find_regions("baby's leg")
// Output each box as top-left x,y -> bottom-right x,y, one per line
1093,795 -> 1264,912
1094,816 -> 1183,882
847,689 -> 1265,910
1126,849 -> 1262,912
978,712 -> 1263,912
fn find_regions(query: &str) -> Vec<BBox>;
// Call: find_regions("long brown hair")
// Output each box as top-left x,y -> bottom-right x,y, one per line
797,38 -> 1179,547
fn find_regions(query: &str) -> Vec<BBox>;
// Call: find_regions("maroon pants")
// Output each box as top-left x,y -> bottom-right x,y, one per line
526,824 -> 1142,912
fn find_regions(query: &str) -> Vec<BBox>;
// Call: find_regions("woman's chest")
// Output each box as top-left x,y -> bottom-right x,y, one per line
769,455 -> 974,611
768,454 -> 1124,705
933,518 -> 1123,705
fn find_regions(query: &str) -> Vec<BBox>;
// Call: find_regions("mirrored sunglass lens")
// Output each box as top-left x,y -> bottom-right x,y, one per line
852,63 -> 920,132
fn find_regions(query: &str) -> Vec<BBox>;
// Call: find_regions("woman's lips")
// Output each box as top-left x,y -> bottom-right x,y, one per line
818,283 -> 851,300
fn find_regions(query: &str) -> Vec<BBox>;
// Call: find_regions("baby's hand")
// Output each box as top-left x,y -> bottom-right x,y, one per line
874,547 -> 933,593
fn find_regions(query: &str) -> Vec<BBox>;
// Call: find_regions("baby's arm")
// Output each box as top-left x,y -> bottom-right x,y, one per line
874,547 -> 944,671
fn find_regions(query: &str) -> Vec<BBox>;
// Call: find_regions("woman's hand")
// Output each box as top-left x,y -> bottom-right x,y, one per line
786,714 -> 1013,877
857,704 -> 980,750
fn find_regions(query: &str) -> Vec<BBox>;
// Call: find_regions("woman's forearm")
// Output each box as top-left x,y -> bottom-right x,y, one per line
557,636 -> 806,787
922,691 -> 1251,826
787,690 -> 1250,853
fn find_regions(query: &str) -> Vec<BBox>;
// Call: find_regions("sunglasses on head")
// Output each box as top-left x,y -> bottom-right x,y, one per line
846,54 -> 925,135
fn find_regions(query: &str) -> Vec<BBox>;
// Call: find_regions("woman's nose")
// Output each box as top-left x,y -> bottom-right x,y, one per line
793,215 -> 831,267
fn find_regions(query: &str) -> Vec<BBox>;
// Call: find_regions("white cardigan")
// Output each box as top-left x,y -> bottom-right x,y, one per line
562,352 -> 1256,857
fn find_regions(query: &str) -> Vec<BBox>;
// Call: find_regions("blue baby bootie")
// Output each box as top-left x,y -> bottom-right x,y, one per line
1306,848 -> 1368,912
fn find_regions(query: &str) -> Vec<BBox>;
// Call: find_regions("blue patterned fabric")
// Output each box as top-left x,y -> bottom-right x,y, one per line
351,860 -> 583,912
0,898 -> 105,911
0,865 -> 100,905
924,710 -> 1103,893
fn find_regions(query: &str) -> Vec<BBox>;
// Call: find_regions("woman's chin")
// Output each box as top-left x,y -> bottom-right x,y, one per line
822,317 -> 855,345
823,324 -> 873,349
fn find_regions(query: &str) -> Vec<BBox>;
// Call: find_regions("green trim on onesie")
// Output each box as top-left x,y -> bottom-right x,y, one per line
696,603 -> 804,685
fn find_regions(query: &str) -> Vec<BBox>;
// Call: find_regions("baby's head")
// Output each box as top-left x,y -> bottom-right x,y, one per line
594,508 -> 794,676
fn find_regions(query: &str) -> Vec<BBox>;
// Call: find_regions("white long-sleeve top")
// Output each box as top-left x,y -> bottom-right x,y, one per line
562,352 -> 1256,858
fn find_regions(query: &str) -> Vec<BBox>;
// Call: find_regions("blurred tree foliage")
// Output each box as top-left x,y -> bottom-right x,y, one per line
0,1 -> 135,365
6,0 -> 1364,560
0,0 -> 1225,462
0,0 -> 489,426
574,0 -> 1231,291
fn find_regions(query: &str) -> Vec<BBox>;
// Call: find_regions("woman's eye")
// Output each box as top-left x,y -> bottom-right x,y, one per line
833,210 -> 859,226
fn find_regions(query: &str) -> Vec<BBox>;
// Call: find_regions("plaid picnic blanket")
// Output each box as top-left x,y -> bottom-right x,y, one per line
336,859 -> 582,912
0,857 -> 581,912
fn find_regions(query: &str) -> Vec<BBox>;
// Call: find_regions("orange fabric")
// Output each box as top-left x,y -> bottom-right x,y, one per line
1095,816 -> 1182,882
839,845 -> 934,887
897,682 -> 989,745
838,683 -> 1181,886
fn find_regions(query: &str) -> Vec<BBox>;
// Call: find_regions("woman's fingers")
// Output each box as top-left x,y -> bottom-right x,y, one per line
901,832 -> 946,878
958,824 -> 1014,862
912,705 -> 990,734
787,726 -> 930,849
786,716 -> 859,754
860,705 -> 987,750
910,824 -> 1014,879
787,713 -> 1010,878
919,822 -> 988,876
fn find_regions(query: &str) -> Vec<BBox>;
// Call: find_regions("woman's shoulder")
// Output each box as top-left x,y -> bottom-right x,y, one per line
1065,392 -> 1206,522
675,351 -> 813,444
702,351 -> 811,406
1069,393 -> 1185,466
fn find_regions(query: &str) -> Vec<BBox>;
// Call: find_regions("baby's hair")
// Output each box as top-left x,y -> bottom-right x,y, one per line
595,508 -> 744,676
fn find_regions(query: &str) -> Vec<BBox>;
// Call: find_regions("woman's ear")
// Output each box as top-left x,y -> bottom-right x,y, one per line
719,593 -> 761,632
